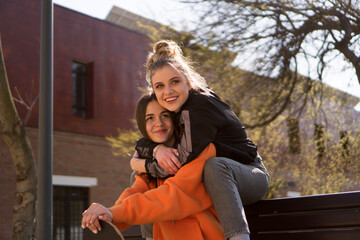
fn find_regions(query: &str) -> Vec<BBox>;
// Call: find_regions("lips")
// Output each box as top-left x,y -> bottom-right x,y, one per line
154,129 -> 167,134
165,96 -> 178,103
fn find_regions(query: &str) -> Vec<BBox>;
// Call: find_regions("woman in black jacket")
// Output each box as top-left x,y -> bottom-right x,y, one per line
136,40 -> 270,240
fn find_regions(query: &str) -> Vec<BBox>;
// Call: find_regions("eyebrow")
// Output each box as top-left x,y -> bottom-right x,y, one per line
169,76 -> 179,81
145,110 -> 169,118
153,76 -> 179,86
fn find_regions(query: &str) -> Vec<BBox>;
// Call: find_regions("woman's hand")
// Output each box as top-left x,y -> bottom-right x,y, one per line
130,151 -> 146,172
81,203 -> 113,234
155,144 -> 181,175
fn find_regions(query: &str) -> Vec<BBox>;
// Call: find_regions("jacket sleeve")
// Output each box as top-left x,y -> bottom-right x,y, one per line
108,143 -> 216,227
135,138 -> 158,159
114,173 -> 155,205
144,158 -> 172,179
135,138 -> 172,179
111,173 -> 155,231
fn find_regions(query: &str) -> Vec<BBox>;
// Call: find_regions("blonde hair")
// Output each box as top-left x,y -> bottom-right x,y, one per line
145,40 -> 209,92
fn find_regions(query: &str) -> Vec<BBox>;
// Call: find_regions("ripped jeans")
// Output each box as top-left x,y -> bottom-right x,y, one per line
203,155 -> 270,239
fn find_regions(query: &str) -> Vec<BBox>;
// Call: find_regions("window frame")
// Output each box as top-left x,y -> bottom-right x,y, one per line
71,60 -> 94,118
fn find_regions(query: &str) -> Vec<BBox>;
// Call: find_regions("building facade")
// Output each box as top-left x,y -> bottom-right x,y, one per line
0,1 -> 151,239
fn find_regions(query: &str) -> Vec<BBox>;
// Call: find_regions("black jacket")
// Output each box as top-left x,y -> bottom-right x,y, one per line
136,90 -> 258,178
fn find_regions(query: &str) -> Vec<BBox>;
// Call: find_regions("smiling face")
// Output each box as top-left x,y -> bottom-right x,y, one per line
145,100 -> 175,146
151,64 -> 191,113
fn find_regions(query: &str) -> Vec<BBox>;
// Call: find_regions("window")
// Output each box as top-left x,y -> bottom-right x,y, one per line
314,124 -> 325,160
53,186 -> 89,240
340,131 -> 349,163
286,117 -> 301,154
72,60 -> 93,118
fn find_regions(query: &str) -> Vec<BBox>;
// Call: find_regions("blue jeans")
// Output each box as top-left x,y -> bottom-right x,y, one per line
203,155 -> 270,239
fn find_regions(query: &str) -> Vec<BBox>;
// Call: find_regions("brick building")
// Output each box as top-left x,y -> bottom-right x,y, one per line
0,1 -> 152,239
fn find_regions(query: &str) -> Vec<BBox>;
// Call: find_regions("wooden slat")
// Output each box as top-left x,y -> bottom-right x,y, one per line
245,191 -> 360,215
251,228 -> 360,240
248,209 -> 360,231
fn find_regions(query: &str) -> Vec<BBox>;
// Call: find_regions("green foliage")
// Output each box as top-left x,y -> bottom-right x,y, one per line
247,92 -> 359,197
106,123 -> 141,158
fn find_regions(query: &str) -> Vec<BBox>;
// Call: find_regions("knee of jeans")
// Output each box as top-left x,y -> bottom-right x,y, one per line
204,157 -> 228,179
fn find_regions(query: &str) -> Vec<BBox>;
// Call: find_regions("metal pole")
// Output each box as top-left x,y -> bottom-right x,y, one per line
38,0 -> 53,239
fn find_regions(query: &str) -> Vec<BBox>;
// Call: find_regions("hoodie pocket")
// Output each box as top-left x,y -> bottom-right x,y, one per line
155,216 -> 204,240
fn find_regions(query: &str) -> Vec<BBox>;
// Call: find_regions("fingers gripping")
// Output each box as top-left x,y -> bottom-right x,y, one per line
156,146 -> 180,174
81,202 -> 111,234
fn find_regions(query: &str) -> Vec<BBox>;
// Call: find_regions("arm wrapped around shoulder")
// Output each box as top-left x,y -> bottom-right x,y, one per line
135,138 -> 158,159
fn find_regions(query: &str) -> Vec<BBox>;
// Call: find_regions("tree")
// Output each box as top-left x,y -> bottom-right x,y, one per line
0,38 -> 37,239
246,93 -> 360,197
106,127 -> 142,158
185,0 -> 360,127
108,17 -> 359,198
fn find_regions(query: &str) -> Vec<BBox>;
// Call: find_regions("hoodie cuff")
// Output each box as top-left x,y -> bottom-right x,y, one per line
108,204 -> 127,224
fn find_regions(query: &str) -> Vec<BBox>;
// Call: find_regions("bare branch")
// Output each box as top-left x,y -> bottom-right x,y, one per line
186,0 -> 360,125
12,83 -> 39,125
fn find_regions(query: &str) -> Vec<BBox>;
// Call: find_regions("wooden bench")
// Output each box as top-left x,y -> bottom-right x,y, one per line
121,225 -> 143,240
245,190 -> 360,240
87,191 -> 360,239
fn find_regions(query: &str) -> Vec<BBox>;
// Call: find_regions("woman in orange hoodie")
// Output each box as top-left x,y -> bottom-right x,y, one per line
81,92 -> 225,240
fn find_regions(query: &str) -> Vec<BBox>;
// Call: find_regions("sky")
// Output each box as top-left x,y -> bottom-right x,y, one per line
53,0 -> 360,103
53,0 -> 198,30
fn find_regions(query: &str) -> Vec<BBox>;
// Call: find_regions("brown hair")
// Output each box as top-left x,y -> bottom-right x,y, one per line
135,92 -> 157,140
145,40 -> 209,92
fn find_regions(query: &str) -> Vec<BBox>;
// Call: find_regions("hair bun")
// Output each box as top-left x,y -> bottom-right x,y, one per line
145,39 -> 209,92
152,40 -> 182,62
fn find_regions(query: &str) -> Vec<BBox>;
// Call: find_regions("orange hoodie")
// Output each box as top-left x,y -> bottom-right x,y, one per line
109,143 -> 225,240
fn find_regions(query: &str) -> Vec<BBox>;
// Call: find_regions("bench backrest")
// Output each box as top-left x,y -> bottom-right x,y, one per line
245,191 -> 360,240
